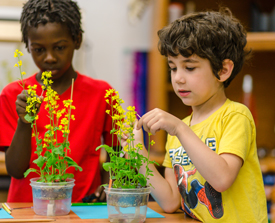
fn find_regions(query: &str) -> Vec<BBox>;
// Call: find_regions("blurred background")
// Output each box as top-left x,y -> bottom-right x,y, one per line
1,0 -> 275,220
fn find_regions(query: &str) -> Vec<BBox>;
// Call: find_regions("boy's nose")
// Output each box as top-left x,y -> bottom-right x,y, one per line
44,51 -> 57,63
174,71 -> 186,83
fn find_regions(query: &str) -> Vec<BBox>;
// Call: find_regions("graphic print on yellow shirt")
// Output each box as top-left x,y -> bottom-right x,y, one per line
172,144 -> 223,219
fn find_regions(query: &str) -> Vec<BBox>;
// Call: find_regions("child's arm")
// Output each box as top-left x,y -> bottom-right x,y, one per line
137,108 -> 243,193
5,90 -> 42,179
121,123 -> 181,213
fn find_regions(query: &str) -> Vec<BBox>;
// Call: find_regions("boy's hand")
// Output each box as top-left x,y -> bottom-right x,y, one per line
82,186 -> 106,203
94,186 -> 106,201
136,108 -> 181,136
15,90 -> 44,123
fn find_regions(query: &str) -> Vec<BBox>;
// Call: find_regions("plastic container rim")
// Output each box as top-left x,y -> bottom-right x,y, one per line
104,186 -> 151,195
30,177 -> 75,188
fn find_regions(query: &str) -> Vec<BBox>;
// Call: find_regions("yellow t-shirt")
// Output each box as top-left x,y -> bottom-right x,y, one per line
163,99 -> 267,223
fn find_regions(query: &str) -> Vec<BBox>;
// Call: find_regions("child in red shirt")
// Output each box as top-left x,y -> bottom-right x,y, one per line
0,0 -> 114,202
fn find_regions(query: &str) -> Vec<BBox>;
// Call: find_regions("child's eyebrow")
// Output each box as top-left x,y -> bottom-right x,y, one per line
182,58 -> 199,63
30,40 -> 69,46
167,58 -> 199,63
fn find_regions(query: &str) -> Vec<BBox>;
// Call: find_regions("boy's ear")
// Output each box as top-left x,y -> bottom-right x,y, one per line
218,59 -> 234,82
75,33 -> 82,50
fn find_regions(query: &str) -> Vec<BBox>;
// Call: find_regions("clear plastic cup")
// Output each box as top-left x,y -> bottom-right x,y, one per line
105,187 -> 151,223
30,177 -> 75,216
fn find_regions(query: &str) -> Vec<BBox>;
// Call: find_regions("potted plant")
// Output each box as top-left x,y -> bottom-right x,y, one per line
96,89 -> 158,223
14,49 -> 82,216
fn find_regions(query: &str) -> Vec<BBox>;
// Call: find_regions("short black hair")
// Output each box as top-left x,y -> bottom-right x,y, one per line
20,0 -> 83,48
158,8 -> 250,88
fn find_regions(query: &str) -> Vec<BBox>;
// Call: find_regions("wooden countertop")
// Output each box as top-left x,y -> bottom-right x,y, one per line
2,202 -> 199,223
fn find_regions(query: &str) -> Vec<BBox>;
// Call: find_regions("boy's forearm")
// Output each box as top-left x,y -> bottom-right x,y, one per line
139,147 -> 181,213
176,123 -> 241,192
5,119 -> 32,178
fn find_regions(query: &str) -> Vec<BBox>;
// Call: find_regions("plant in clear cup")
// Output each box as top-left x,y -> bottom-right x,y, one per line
96,89 -> 158,222
14,49 -> 82,216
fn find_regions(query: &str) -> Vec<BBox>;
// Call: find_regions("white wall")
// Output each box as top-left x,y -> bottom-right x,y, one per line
75,0 -> 153,107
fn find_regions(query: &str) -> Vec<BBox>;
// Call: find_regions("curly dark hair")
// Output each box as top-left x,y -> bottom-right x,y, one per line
158,8 -> 250,88
20,0 -> 83,48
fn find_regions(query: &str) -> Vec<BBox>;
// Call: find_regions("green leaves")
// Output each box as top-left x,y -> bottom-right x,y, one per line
96,145 -> 114,155
33,156 -> 46,168
24,113 -> 36,123
24,168 -> 39,178
64,156 -> 83,171
103,162 -> 115,172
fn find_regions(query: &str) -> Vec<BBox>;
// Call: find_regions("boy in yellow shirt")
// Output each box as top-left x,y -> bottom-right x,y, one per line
129,8 -> 267,223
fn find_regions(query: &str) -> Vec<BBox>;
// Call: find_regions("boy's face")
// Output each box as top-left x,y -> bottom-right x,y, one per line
27,22 -> 79,79
168,54 -> 223,107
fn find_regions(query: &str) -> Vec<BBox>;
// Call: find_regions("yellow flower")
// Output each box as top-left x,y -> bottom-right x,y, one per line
56,111 -> 62,118
61,118 -> 69,125
124,145 -> 129,152
14,63 -> 18,67
45,71 -> 52,78
21,71 -> 26,75
134,143 -> 142,150
45,124 -> 51,129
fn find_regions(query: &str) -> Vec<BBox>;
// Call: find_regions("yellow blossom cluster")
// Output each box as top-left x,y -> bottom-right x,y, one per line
105,89 -> 143,153
14,49 -> 26,88
25,85 -> 41,118
42,73 -> 75,136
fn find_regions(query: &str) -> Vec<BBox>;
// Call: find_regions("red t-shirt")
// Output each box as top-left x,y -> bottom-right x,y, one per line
0,72 -> 114,202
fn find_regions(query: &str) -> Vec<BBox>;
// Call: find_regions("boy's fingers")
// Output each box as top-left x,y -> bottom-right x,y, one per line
93,186 -> 106,202
122,133 -> 128,139
136,118 -> 143,130
39,96 -> 44,101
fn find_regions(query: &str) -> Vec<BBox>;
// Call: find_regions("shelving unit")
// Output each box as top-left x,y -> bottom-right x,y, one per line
147,0 -> 275,164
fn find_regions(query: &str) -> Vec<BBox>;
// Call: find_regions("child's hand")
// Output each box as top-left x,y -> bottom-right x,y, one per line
15,90 -> 44,123
82,186 -> 106,203
136,108 -> 182,136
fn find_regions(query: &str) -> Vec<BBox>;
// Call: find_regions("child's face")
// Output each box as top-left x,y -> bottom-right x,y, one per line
168,54 -> 223,107
27,22 -> 78,79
